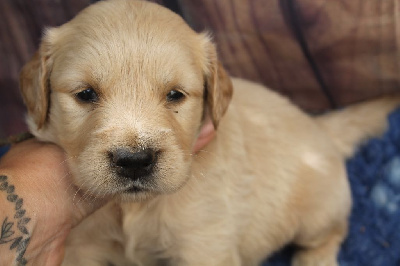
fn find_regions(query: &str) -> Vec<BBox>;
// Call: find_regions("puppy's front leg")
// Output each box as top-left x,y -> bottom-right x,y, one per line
171,246 -> 243,266
63,202 -> 130,266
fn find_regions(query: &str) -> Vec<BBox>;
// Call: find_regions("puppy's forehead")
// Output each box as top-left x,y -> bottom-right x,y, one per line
51,0 -> 205,91
64,0 -> 198,47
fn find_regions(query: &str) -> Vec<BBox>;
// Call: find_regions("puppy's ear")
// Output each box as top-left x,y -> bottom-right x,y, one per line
20,30 -> 56,129
202,35 -> 233,129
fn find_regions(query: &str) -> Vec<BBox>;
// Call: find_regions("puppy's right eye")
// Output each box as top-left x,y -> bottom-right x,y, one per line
76,88 -> 98,103
166,90 -> 185,102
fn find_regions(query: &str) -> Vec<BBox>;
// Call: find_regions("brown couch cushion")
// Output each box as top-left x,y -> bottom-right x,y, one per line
179,0 -> 400,111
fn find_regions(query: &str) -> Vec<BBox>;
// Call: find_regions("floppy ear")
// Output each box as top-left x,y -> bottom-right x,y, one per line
19,32 -> 54,129
203,39 -> 233,129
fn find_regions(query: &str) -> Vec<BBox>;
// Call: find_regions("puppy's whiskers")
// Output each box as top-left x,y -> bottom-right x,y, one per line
72,177 -> 91,204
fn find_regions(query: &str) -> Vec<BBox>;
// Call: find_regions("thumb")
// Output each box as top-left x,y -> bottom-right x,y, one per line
193,117 -> 216,153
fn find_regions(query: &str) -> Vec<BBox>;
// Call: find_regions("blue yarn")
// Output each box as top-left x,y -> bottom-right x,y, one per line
340,108 -> 400,266
264,108 -> 400,266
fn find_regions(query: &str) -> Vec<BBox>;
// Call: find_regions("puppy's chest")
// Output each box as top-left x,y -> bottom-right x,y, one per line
121,202 -> 185,264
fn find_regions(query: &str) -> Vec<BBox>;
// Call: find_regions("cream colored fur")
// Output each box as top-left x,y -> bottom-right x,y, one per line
19,0 -> 400,265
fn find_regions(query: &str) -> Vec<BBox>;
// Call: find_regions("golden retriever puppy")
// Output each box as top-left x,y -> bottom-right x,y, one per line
19,0 -> 400,265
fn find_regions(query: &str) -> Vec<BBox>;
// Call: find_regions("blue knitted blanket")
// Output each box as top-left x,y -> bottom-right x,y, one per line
265,109 -> 400,266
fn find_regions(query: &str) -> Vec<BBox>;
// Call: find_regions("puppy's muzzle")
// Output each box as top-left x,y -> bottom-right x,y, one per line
109,148 -> 157,181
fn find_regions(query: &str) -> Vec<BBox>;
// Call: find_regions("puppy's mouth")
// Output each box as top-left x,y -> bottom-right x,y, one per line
124,184 -> 148,193
119,177 -> 160,195
117,182 -> 160,201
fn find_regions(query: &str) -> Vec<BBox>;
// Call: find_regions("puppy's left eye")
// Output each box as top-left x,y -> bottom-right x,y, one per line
166,90 -> 185,102
76,88 -> 98,103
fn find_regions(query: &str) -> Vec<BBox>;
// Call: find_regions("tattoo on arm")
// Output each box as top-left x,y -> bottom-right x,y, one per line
0,175 -> 31,265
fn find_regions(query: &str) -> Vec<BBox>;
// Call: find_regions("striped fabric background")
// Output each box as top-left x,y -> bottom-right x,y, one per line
1,0 -> 399,138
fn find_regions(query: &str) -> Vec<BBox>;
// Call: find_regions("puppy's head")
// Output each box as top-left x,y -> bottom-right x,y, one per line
20,0 -> 232,200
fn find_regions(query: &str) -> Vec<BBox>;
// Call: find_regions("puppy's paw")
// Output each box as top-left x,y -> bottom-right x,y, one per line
292,250 -> 338,266
292,223 -> 346,266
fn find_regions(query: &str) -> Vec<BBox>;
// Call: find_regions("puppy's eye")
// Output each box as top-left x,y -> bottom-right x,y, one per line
166,90 -> 185,102
76,88 -> 98,103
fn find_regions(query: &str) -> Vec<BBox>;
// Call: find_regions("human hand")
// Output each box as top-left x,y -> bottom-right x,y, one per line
0,139 -> 106,265
193,117 -> 216,153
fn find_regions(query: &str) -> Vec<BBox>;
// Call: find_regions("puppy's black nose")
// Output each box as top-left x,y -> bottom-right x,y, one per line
110,148 -> 156,180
